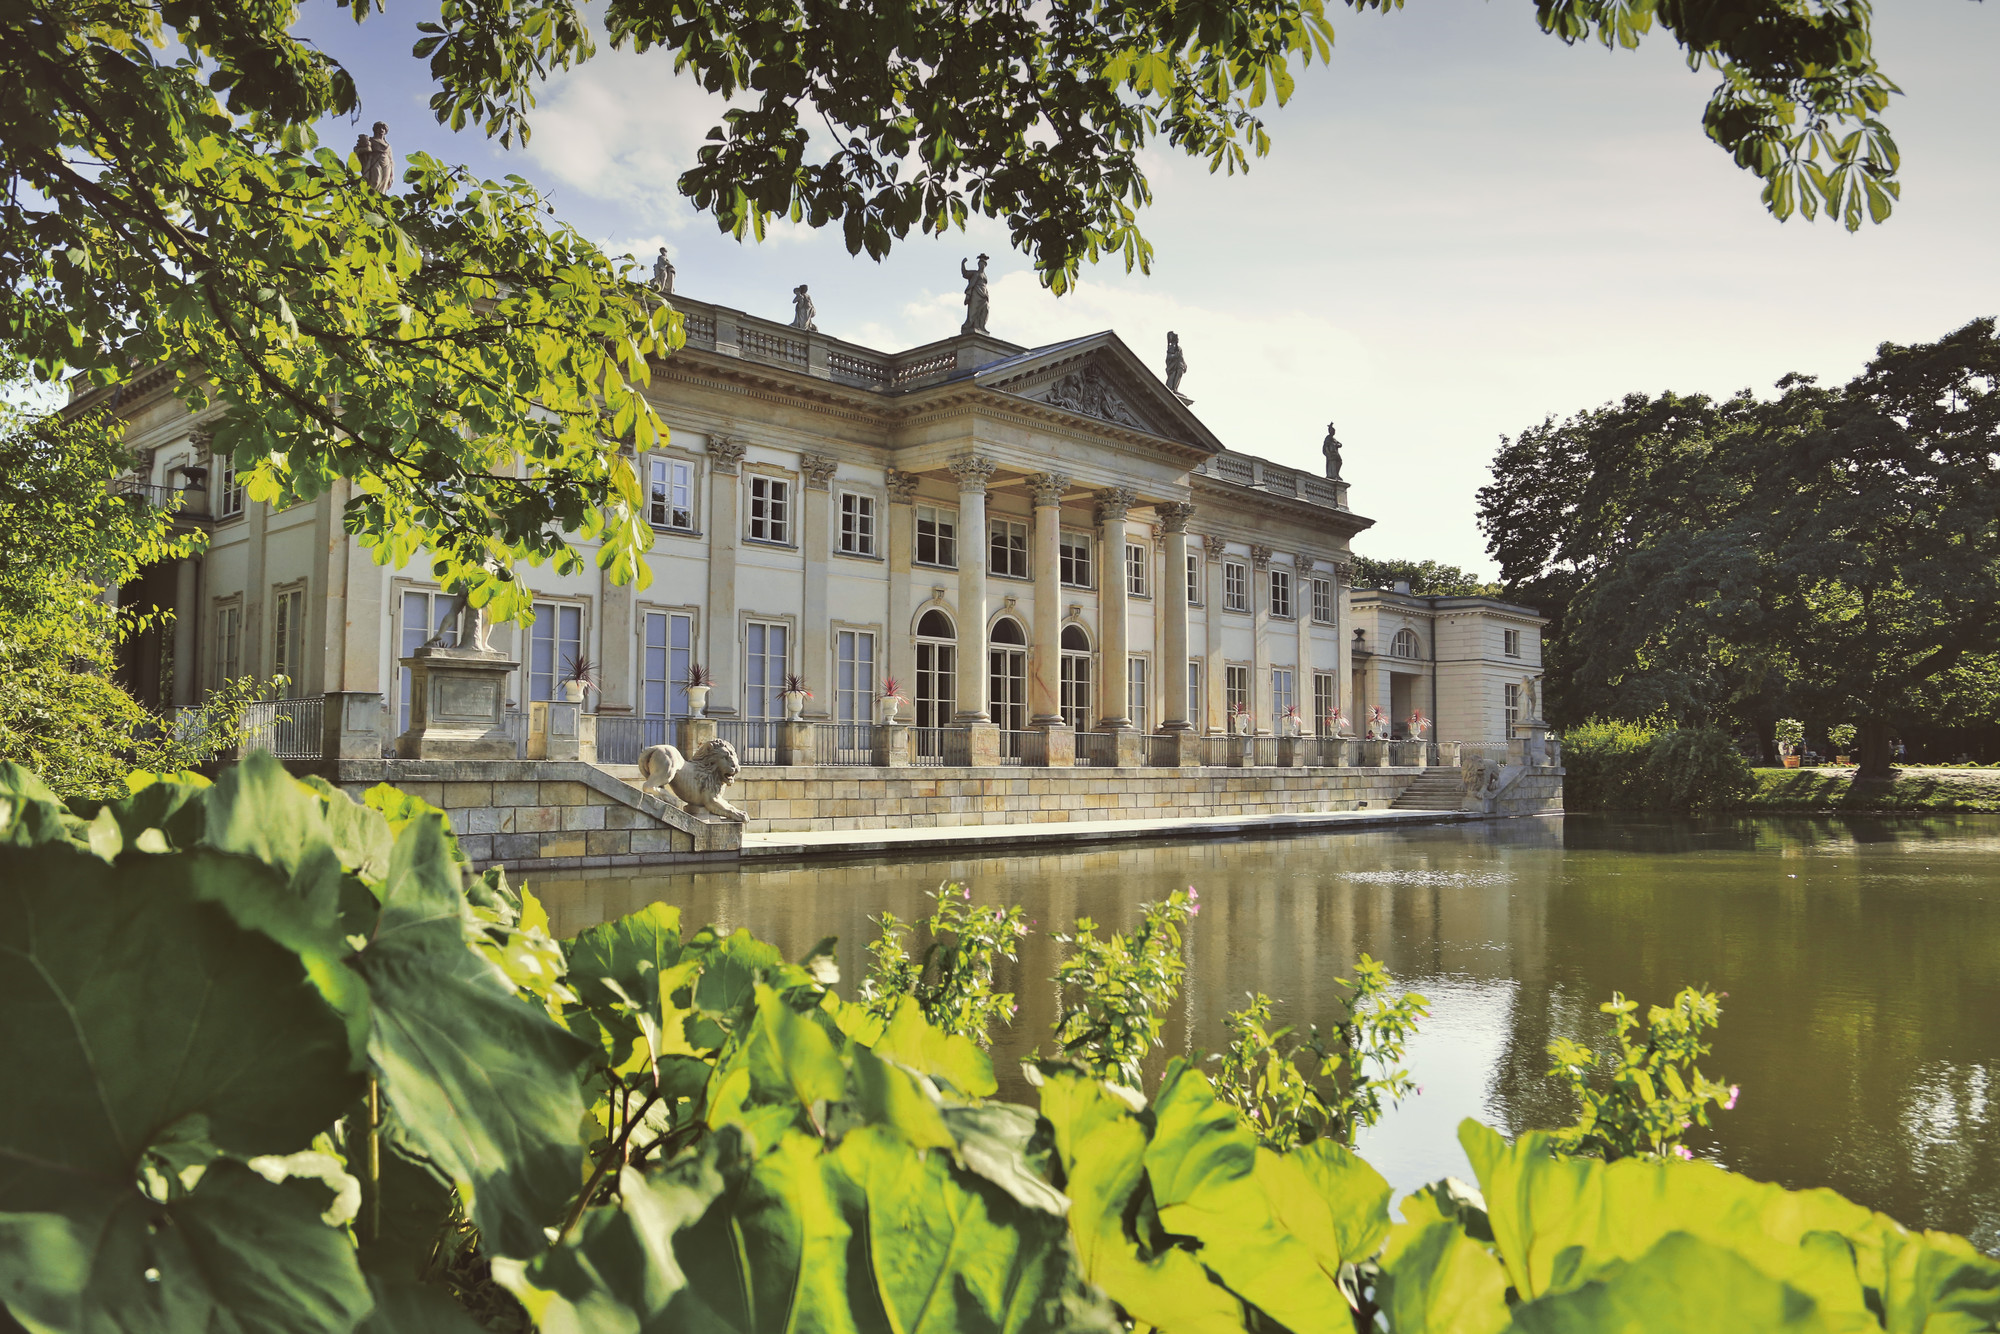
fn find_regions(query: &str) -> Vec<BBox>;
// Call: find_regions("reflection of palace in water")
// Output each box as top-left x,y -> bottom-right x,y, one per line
538,814 -> 2000,1248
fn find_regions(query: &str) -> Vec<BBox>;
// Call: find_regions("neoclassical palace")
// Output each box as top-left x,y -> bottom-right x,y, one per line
97,281 -> 1543,757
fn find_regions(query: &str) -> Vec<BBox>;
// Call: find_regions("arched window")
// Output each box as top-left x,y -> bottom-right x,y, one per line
1391,629 -> 1420,659
1060,624 -> 1093,729
915,609 -> 956,727
988,618 -> 1028,735
990,617 -> 1027,645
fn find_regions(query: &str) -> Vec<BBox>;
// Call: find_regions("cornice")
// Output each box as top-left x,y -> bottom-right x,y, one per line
1190,474 -> 1373,536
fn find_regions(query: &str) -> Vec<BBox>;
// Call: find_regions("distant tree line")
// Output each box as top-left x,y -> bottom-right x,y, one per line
1478,319 -> 2000,779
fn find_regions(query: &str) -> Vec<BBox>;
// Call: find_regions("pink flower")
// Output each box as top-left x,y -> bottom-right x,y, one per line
1672,1145 -> 1694,1160
1723,1085 -> 1740,1110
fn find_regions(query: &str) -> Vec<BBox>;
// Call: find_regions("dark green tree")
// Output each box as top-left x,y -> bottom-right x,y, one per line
1351,556 -> 1499,598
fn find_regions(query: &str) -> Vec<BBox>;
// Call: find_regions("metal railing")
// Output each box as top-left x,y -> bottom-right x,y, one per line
998,729 -> 1043,766
240,697 -> 324,759
1147,733 -> 1181,767
1074,730 -> 1116,767
814,722 -> 876,765
912,726 -> 971,766
713,719 -> 780,765
595,715 -> 687,765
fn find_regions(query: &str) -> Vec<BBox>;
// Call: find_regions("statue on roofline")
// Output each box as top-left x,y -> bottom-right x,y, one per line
1165,331 -> 1187,394
960,254 -> 990,334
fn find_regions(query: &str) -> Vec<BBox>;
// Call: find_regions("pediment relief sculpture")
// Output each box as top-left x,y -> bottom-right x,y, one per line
1034,364 -> 1147,431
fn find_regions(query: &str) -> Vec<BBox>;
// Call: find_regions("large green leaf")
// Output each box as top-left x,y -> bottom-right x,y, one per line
1141,1061 -> 1351,1331
1850,1218 -> 2000,1333
1505,1231 -> 1835,1333
1035,1069 -> 1249,1334
1374,1194 -> 1510,1334
354,812 -> 592,1258
1258,1137 -> 1394,1270
872,996 -> 998,1098
738,983 -> 847,1122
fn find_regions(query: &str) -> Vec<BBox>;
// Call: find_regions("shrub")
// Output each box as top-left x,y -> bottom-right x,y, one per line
1546,986 -> 1736,1161
859,882 -> 1029,1044
1563,717 -> 1753,812
1829,722 -> 1859,753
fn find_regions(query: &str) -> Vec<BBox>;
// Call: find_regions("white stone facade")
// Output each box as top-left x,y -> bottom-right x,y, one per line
98,289 -> 1536,748
1347,585 -> 1547,744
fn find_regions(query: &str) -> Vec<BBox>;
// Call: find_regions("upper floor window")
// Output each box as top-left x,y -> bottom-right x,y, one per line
1126,543 -> 1148,597
748,475 -> 791,544
1504,628 -> 1522,658
528,602 -> 586,702
215,453 -> 245,519
915,504 -> 957,568
1269,568 -> 1293,619
649,456 -> 695,531
1223,560 -> 1248,612
1312,578 -> 1336,624
1187,552 -> 1202,606
1059,531 -> 1093,588
838,492 -> 877,556
1391,628 -> 1421,659
990,519 -> 1029,579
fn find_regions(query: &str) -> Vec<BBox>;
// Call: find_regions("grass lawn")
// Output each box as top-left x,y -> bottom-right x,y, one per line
1743,766 -> 2000,812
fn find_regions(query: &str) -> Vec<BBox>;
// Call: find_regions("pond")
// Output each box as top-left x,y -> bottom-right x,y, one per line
531,814 -> 2000,1251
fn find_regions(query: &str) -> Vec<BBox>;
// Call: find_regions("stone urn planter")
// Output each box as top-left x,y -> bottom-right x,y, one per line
880,695 -> 905,724
562,679 -> 587,704
686,683 -> 712,716
1232,711 -> 1252,737
783,690 -> 809,721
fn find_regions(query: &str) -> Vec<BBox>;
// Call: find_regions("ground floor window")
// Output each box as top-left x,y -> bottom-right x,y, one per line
1271,667 -> 1295,726
1128,656 -> 1149,733
528,602 -> 585,703
271,587 -> 305,697
990,648 -> 1026,732
398,589 -> 454,732
1314,673 -> 1339,734
835,630 -> 876,723
642,611 -> 694,719
214,601 -> 243,691
1225,664 -> 1250,726
1187,661 -> 1202,731
916,609 -> 956,726
746,620 -> 789,720
1059,624 -> 1092,730
1505,681 -> 1521,734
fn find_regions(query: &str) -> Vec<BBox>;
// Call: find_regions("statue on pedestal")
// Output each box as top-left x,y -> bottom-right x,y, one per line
791,284 -> 817,331
960,255 -> 990,334
424,568 -> 497,654
1165,331 -> 1187,394
360,123 -> 395,194
1322,422 -> 1344,482
652,247 -> 675,296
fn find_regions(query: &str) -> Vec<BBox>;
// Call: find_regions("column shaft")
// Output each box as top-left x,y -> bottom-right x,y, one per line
1251,545 -> 1274,734
1159,504 -> 1195,731
705,438 -> 745,714
950,456 -> 995,721
1028,473 -> 1068,724
1094,488 -> 1136,727
801,453 -> 837,718
171,556 -> 200,707
1203,535 -> 1226,732
886,471 -> 918,697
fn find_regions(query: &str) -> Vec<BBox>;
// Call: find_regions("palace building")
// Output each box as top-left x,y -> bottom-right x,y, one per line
96,281 -> 1544,762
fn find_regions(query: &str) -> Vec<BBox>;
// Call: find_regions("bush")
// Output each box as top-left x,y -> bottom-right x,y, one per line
1563,718 -> 1754,812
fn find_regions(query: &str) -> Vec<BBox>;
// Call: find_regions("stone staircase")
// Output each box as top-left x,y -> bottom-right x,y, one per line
1391,766 -> 1466,812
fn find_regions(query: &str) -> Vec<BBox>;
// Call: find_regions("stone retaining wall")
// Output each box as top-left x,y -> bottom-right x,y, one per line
1495,770 -> 1565,817
716,765 -> 1428,833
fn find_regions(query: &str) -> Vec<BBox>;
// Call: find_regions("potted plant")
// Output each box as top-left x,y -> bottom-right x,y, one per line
1828,722 -> 1857,766
1324,704 -> 1346,736
560,655 -> 598,704
1406,709 -> 1430,739
1281,703 -> 1303,738
1367,705 -> 1389,740
1775,717 -> 1805,768
684,662 -> 714,716
879,675 -> 909,724
782,672 -> 813,720
1230,702 -> 1251,736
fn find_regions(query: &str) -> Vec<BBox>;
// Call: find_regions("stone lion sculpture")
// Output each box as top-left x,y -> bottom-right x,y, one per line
1462,758 -> 1504,813
637,738 -> 748,822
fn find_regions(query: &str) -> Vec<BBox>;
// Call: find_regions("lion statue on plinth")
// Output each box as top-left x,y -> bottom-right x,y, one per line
637,738 -> 748,822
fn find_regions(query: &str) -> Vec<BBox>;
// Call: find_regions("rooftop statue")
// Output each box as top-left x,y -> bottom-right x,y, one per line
652,247 -> 675,296
360,122 -> 394,194
960,254 -> 990,334
1165,331 -> 1187,393
791,283 -> 817,332
1322,422 -> 1344,482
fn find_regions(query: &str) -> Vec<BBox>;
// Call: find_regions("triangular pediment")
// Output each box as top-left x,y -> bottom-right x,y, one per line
972,334 -> 1222,455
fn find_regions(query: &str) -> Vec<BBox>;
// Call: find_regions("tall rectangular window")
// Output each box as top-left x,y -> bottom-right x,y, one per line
1224,665 -> 1250,721
397,589 -> 456,732
1128,656 -> 1149,733
215,454 -> 245,518
1187,552 -> 1202,606
835,630 -> 876,723
271,587 -> 305,697
1223,561 -> 1248,612
1314,674 -> 1339,734
642,611 -> 694,719
1188,661 -> 1202,729
1126,543 -> 1148,597
747,476 -> 791,544
838,493 -> 877,556
1504,628 -> 1522,658
649,457 -> 695,530
528,602 -> 584,703
1505,682 -> 1521,733
990,519 -> 1029,578
1271,667 -> 1296,723
1312,578 -> 1336,624
745,621 -> 789,720
214,603 -> 243,687
915,504 -> 957,567
1269,569 -> 1293,619
1059,531 -> 1092,588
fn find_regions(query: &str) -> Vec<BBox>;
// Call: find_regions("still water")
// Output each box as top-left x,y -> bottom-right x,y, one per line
532,815 -> 2000,1250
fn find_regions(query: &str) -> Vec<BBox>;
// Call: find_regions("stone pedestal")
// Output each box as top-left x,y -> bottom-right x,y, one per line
1110,728 -> 1146,768
1321,737 -> 1349,767
1229,735 -> 1257,768
1521,721 -> 1551,767
1356,739 -> 1387,768
323,691 -> 388,760
1162,728 -> 1204,767
873,723 -> 912,767
1436,740 -> 1462,766
396,648 -> 518,760
683,717 -> 718,752
966,722 -> 1001,767
529,701 -> 597,763
1039,722 -> 1075,767
777,719 -> 814,766
1276,736 -> 1307,768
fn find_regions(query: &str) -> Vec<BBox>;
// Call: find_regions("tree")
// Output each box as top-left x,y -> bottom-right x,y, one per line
1491,320 -> 2000,778
2,0 -> 1902,595
1350,556 -> 1499,598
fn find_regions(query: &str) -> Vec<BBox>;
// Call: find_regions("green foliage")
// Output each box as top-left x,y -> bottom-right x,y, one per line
859,882 -> 1029,1045
1210,954 -> 1429,1151
1352,556 -> 1500,598
1051,887 -> 1196,1087
1829,723 -> 1859,753
1545,986 -> 1735,1163
1775,717 -> 1806,752
1561,717 -> 1753,812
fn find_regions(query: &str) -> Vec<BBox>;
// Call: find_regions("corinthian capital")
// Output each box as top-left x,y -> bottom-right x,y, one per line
948,454 -> 997,494
708,436 -> 746,476
1027,472 -> 1071,508
885,469 -> 922,504
800,452 -> 840,491
1093,486 -> 1138,526
1250,544 -> 1275,569
1203,534 -> 1228,560
1156,501 -> 1196,534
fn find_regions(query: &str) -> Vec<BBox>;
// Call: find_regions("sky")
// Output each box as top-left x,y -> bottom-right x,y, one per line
298,0 -> 2000,577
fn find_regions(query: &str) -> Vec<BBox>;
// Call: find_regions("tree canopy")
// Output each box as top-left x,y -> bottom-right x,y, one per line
1351,556 -> 1500,598
1480,319 -> 2000,776
1,0 -> 1904,598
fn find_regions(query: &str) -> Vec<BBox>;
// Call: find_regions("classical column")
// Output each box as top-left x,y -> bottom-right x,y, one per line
800,452 -> 838,718
1203,534 -> 1227,732
1093,488 -> 1136,728
598,556 -> 635,715
1333,558 -> 1354,726
1295,555 -> 1315,727
886,469 -> 919,695
1251,545 -> 1274,734
705,437 -> 745,715
948,455 -> 996,722
171,556 -> 200,707
1158,503 -> 1196,732
1027,472 -> 1070,725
